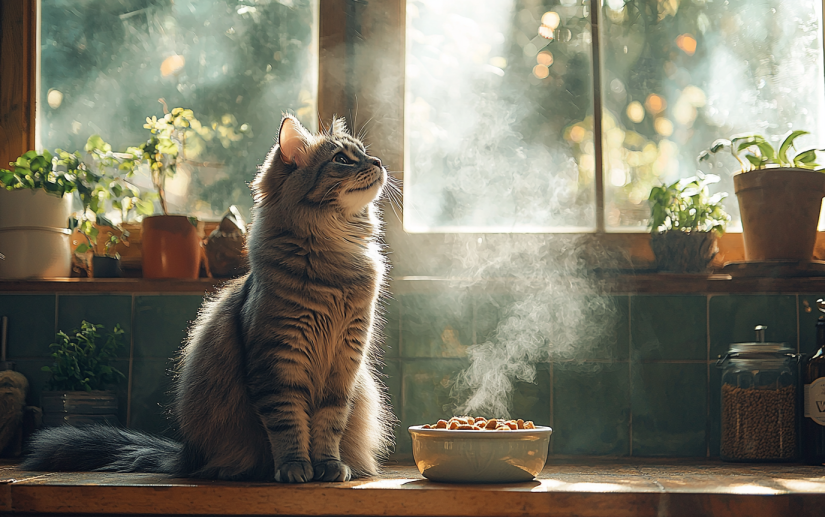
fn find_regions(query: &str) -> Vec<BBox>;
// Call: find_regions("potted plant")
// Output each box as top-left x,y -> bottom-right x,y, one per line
0,150 -> 91,279
699,131 -> 825,262
648,173 -> 729,273
128,107 -> 211,279
75,135 -> 155,278
74,218 -> 129,278
40,321 -> 125,427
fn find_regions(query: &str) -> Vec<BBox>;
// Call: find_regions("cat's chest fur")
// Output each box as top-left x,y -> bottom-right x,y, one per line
246,236 -> 382,369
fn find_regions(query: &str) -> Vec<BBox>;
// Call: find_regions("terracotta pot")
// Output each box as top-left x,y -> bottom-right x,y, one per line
734,168 -> 825,261
141,215 -> 201,278
650,231 -> 718,273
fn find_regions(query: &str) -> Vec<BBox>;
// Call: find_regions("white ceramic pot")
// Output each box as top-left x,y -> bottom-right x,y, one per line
0,228 -> 72,279
0,189 -> 72,229
0,189 -> 72,279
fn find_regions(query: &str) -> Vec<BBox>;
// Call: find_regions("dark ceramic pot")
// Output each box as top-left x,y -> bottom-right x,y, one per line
651,231 -> 718,273
92,256 -> 122,278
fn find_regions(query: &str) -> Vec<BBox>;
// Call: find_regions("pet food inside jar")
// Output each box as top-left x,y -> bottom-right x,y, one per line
717,325 -> 800,462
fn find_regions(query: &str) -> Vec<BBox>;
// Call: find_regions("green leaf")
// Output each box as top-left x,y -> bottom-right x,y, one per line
709,139 -> 731,154
794,149 -> 818,165
136,199 -> 155,216
745,154 -> 767,168
777,130 -> 809,166
85,134 -> 112,153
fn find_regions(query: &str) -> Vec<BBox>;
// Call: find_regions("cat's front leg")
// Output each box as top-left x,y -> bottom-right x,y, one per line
310,390 -> 353,481
248,363 -> 313,483
309,336 -> 364,481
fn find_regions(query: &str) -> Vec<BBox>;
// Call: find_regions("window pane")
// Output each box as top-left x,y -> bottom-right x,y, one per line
600,0 -> 825,231
39,0 -> 318,220
404,0 -> 595,232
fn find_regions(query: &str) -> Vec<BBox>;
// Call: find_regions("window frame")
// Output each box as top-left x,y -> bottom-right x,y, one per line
6,0 -> 823,277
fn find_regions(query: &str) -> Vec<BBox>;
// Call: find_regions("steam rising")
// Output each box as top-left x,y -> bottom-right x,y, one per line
447,234 -> 619,419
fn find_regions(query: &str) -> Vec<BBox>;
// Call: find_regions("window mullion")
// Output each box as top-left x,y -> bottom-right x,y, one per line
589,0 -> 605,234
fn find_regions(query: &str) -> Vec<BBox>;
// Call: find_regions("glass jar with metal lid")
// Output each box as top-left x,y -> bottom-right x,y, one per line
717,325 -> 800,462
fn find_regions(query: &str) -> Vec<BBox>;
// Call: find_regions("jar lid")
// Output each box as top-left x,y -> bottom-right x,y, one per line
728,342 -> 793,355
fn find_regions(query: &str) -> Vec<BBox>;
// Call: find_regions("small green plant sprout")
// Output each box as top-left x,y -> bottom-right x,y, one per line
698,130 -> 823,172
0,149 -> 94,197
41,321 -> 125,392
648,172 -> 729,235
74,216 -> 129,259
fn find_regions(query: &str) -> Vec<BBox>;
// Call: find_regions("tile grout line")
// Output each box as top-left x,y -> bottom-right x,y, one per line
126,294 -> 135,428
628,295 -> 633,457
53,293 -> 59,337
706,293 -> 711,458
796,293 -> 800,354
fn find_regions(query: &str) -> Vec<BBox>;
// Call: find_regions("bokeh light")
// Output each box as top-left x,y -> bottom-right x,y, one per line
47,89 -> 63,109
537,51 -> 554,66
626,101 -> 644,123
541,11 -> 560,30
160,54 -> 186,77
569,125 -> 586,144
538,25 -> 555,40
533,64 -> 550,79
645,93 -> 666,115
489,56 -> 507,68
676,34 -> 697,55
654,117 -> 674,136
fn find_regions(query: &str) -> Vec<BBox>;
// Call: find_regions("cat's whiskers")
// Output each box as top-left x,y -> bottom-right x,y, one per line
320,181 -> 344,205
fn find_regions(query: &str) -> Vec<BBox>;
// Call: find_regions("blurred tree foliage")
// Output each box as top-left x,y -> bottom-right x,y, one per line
40,0 -> 316,218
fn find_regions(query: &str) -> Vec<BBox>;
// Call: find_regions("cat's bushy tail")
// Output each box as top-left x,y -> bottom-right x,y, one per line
21,425 -> 181,474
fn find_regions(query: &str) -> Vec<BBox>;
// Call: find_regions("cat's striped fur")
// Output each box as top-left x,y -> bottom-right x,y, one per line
22,115 -> 394,482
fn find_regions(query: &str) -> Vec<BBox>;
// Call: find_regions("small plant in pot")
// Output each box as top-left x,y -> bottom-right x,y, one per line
0,150 -> 93,279
648,173 -> 729,273
699,130 -> 825,263
74,218 -> 129,278
77,135 -> 156,278
40,321 -> 125,427
127,105 -> 244,278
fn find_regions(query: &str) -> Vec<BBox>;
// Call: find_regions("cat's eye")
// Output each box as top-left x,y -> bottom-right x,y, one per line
332,153 -> 353,165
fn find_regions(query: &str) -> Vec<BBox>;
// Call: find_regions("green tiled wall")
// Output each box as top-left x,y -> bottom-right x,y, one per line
1,291 -> 820,458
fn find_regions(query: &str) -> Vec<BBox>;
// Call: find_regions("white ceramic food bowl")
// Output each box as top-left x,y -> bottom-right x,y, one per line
408,425 -> 552,483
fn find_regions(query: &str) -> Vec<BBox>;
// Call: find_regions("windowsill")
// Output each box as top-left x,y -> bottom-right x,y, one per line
0,277 -> 225,294
4,272 -> 825,295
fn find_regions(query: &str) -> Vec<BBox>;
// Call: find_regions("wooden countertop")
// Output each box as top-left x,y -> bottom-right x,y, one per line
2,459 -> 825,517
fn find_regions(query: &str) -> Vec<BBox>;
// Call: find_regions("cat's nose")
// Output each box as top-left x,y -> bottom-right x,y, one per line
370,157 -> 383,168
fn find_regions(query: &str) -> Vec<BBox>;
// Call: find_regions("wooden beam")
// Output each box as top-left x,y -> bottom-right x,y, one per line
0,0 -> 37,167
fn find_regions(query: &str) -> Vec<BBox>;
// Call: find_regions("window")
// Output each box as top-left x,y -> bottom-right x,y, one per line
404,0 -> 825,233
38,0 -> 318,220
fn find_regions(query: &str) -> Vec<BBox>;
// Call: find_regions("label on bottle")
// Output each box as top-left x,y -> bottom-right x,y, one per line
804,377 -> 825,426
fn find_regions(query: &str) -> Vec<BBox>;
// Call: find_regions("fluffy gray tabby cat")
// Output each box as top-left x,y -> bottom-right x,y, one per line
22,115 -> 394,483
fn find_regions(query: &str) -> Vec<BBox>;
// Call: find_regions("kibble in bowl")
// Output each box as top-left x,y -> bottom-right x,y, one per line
409,416 -> 552,483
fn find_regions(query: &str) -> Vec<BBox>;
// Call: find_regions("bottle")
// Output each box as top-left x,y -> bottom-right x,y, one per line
803,299 -> 825,465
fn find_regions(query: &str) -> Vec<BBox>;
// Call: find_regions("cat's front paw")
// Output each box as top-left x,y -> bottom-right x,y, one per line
274,460 -> 314,483
313,460 -> 352,482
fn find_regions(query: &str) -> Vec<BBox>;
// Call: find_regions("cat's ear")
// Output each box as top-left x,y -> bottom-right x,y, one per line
279,115 -> 311,167
330,116 -> 348,136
